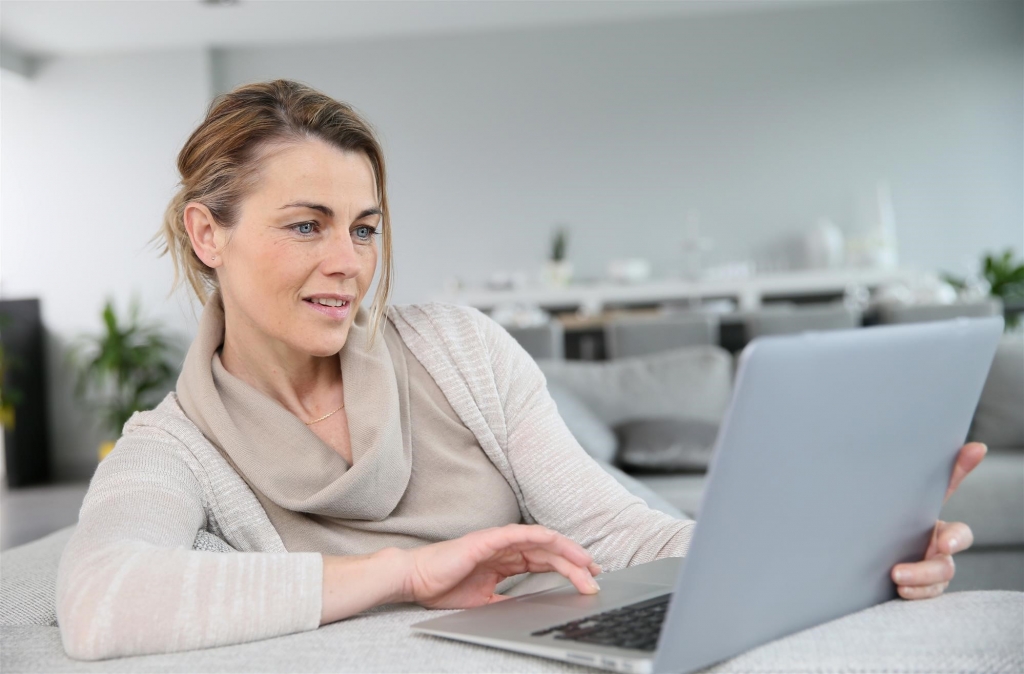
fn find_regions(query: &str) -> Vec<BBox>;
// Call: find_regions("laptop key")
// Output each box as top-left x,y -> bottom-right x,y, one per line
530,594 -> 671,651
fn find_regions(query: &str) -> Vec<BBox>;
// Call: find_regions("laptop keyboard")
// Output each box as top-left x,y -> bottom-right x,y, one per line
529,594 -> 670,652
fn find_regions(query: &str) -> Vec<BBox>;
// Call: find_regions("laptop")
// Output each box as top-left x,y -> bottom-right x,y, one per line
412,316 -> 1004,674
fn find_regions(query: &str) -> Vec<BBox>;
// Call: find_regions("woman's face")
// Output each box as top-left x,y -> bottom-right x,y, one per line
211,138 -> 381,358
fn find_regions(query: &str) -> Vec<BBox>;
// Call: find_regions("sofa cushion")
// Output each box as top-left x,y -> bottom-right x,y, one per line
545,381 -> 617,463
537,346 -> 733,428
0,526 -> 73,627
615,417 -> 719,471
970,332 -> 1024,449
633,473 -> 707,520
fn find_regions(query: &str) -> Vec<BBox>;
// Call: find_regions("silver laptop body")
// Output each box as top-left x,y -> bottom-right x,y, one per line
412,317 -> 1003,674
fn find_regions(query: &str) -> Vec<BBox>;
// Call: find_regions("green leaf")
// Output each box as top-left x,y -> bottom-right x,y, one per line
70,294 -> 179,437
940,272 -> 967,290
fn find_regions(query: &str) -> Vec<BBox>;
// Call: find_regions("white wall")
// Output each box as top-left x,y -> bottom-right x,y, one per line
218,0 -> 1023,305
1,0 -> 1021,480
1,49 -> 211,479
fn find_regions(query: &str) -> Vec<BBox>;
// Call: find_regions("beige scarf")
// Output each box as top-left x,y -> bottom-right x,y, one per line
176,289 -> 521,556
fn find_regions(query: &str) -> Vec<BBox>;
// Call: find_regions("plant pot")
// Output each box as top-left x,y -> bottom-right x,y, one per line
544,260 -> 574,287
98,440 -> 117,461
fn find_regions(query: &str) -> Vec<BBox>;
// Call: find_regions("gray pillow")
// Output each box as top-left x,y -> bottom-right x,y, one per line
547,380 -> 618,463
969,332 -> 1024,449
537,346 -> 733,428
615,417 -> 720,472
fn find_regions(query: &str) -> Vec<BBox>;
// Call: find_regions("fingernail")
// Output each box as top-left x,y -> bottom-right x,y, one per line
894,570 -> 906,583
948,538 -> 958,552
588,576 -> 601,592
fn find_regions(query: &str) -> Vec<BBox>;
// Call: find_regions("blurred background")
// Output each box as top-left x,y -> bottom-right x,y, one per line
1,0 -> 1022,575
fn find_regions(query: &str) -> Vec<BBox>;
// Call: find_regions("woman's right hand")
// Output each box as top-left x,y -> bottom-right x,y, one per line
398,523 -> 603,609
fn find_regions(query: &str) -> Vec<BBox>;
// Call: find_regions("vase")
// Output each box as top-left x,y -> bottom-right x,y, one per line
98,440 -> 116,461
544,260 -> 574,287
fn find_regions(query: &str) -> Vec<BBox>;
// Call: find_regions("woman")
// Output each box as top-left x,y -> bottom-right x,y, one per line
55,80 -> 984,661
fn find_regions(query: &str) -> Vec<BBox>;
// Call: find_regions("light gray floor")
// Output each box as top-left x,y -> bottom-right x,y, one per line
0,480 -> 89,551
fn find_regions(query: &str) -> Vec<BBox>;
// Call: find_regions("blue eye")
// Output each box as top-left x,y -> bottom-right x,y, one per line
353,225 -> 378,242
292,221 -> 318,236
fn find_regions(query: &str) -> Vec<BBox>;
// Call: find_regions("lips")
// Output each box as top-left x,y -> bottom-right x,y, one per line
303,296 -> 354,321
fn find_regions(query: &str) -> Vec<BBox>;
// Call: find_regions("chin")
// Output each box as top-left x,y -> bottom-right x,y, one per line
302,325 -> 353,357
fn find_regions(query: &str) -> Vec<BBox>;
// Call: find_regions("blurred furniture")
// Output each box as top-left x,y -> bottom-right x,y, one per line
604,312 -> 718,359
0,481 -> 89,551
540,331 -> 1024,593
504,321 -> 564,359
439,268 -> 922,314
744,302 -> 861,339
0,298 -> 51,487
877,298 -> 1004,325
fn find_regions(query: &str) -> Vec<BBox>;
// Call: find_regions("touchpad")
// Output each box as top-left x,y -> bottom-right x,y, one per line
518,581 -> 668,610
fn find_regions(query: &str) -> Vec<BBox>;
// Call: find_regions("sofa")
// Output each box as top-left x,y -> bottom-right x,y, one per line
2,525 -> 1021,672
538,330 -> 1024,593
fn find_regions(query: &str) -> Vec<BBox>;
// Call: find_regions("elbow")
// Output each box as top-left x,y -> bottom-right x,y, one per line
55,583 -> 113,661
55,571 -> 118,661
58,619 -> 106,662
55,541 -> 154,661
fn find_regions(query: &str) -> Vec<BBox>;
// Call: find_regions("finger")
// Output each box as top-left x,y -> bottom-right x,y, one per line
472,525 -> 558,562
892,555 -> 956,587
925,519 -> 944,559
898,581 -> 948,600
495,524 -> 594,568
525,548 -> 601,595
532,526 -> 594,568
933,521 -> 974,556
589,562 -> 602,577
944,443 -> 987,503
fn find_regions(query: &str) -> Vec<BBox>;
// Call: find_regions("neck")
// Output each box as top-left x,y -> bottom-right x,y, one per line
218,299 -> 344,418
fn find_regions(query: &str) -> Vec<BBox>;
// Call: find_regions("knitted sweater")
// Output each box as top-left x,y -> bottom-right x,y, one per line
54,302 -> 696,661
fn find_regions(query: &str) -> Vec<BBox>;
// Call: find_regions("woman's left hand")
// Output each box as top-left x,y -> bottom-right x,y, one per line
890,442 -> 987,600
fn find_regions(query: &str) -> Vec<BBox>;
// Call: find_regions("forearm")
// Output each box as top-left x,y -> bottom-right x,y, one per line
319,547 -> 411,625
57,539 -> 323,660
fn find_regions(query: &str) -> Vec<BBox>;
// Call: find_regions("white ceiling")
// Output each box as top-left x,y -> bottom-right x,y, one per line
1,0 -> 838,58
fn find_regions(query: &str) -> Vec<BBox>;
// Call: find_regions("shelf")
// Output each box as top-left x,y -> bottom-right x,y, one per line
436,268 -> 923,312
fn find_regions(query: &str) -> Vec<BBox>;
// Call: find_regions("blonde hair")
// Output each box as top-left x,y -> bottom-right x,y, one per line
154,79 -> 393,343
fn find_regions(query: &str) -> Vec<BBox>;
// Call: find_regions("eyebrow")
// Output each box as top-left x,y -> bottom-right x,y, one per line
279,202 -> 382,221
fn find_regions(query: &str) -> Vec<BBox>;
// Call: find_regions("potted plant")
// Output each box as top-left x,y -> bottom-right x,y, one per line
69,296 -> 179,461
0,342 -> 19,431
0,312 -> 21,431
943,247 -> 1024,330
544,225 -> 573,287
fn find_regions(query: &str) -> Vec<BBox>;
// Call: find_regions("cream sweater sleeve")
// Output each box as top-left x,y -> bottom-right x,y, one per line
472,309 -> 697,572
55,429 -> 323,661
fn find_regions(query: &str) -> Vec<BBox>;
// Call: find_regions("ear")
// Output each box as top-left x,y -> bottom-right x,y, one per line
183,202 -> 223,268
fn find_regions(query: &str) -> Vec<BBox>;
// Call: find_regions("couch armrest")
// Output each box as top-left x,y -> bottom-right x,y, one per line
0,525 -> 76,627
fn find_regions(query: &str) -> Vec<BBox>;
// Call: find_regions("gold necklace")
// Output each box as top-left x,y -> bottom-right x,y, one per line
305,402 -> 345,426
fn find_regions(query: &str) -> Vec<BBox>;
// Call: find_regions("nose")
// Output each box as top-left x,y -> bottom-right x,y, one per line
321,228 -> 362,278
